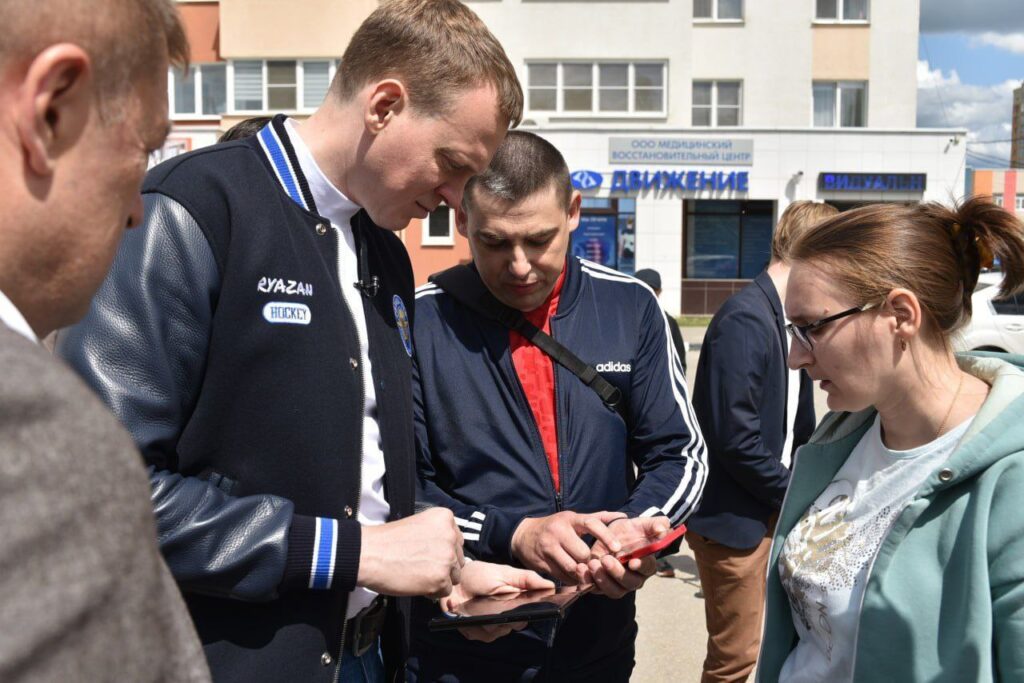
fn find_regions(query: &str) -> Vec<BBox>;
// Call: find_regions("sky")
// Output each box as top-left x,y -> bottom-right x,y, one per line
918,0 -> 1024,167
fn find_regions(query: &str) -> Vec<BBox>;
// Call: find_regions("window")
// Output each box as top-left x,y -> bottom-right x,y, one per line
992,294 -> 1024,316
233,61 -> 264,111
422,207 -> 454,246
685,200 -> 774,279
813,81 -> 866,127
692,81 -> 742,126
1015,196 -> 1024,211
527,62 -> 666,116
694,0 -> 743,20
267,61 -> 297,109
571,198 -> 636,273
993,193 -> 1004,206
232,60 -> 337,113
169,63 -> 227,117
816,0 -> 869,22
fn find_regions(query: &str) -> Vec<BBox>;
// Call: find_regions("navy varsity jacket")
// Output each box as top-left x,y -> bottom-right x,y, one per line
409,257 -> 707,680
57,116 -> 416,683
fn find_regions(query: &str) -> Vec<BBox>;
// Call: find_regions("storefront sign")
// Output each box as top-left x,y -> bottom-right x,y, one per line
609,137 -> 754,166
612,169 -> 749,193
818,173 -> 927,192
571,169 -> 749,194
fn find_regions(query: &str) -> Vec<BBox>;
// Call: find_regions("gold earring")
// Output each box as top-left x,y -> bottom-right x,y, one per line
900,338 -> 908,351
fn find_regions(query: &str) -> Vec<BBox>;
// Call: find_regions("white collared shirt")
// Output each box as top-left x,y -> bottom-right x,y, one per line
286,119 -> 390,619
781,325 -> 799,469
0,288 -> 38,344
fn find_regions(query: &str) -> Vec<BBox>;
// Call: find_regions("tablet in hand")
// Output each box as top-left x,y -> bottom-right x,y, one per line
427,585 -> 592,632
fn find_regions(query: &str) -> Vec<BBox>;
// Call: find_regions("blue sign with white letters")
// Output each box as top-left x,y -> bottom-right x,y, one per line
571,170 -> 604,190
818,173 -> 927,193
569,169 -> 750,194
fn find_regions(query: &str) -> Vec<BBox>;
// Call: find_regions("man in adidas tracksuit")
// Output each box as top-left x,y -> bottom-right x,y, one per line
409,131 -> 708,682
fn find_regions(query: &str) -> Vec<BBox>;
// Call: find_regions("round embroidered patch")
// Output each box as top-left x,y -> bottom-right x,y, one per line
393,295 -> 413,357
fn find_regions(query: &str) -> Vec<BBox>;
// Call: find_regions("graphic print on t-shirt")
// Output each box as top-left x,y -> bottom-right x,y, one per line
778,488 -> 894,662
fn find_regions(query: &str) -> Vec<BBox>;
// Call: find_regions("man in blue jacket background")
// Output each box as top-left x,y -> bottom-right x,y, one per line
685,200 -> 834,682
410,131 -> 707,682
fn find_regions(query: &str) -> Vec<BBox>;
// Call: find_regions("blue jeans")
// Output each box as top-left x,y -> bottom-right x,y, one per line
338,641 -> 385,683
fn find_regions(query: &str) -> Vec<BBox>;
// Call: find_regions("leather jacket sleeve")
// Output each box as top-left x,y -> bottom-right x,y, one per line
56,193 -> 338,601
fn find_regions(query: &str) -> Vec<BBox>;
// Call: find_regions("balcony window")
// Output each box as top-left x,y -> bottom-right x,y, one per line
813,81 -> 866,128
169,63 -> 227,117
692,81 -> 742,126
694,0 -> 743,21
816,0 -> 869,22
527,62 -> 666,117
231,60 -> 338,113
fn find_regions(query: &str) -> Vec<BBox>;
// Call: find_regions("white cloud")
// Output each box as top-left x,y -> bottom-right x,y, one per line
917,59 -> 1018,166
973,32 -> 1024,55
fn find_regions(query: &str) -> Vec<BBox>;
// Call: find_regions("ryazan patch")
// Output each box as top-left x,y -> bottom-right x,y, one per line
257,276 -> 314,297
263,302 -> 311,325
393,295 -> 413,357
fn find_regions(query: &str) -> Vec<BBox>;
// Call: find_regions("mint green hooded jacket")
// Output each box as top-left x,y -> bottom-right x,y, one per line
757,355 -> 1024,682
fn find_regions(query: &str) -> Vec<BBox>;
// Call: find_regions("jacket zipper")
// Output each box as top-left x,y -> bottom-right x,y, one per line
331,222 -> 365,683
510,362 -> 561,512
550,318 -> 565,511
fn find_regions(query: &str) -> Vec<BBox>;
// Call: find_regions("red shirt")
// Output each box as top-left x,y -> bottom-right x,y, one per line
510,270 -> 566,493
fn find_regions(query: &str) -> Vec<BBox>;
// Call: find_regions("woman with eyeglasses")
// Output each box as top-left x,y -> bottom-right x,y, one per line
756,197 -> 1024,682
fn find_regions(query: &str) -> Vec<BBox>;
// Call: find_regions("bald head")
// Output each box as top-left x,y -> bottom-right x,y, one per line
0,0 -> 187,115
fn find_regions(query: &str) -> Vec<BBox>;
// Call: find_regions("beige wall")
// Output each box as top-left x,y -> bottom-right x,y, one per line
811,26 -> 870,81
179,2 -> 220,63
219,0 -> 377,59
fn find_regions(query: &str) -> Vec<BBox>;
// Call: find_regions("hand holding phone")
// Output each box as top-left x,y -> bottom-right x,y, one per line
580,517 -> 680,599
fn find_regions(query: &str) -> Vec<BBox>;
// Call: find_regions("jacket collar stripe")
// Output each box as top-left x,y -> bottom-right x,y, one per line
257,123 -> 309,211
270,115 -> 319,214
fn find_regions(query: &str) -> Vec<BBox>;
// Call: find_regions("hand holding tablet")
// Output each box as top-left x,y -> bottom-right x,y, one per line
428,584 -> 593,632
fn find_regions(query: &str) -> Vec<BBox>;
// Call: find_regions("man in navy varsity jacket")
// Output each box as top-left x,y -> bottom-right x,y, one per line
409,132 -> 708,682
55,2 -> 533,681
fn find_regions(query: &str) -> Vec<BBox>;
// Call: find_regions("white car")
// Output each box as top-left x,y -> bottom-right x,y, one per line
955,271 -> 1024,355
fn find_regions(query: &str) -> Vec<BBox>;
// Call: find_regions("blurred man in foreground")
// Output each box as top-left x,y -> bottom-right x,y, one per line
0,0 -> 209,680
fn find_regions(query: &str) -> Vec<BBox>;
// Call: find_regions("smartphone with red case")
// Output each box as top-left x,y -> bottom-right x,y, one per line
614,524 -> 687,564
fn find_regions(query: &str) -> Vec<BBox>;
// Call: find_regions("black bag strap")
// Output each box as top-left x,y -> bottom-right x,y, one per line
429,265 -> 626,420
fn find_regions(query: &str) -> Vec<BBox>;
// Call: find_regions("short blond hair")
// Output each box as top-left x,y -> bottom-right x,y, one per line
0,0 -> 188,111
335,0 -> 523,127
771,200 -> 839,262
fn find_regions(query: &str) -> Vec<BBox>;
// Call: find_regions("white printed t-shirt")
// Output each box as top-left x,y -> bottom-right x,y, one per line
777,413 -> 973,682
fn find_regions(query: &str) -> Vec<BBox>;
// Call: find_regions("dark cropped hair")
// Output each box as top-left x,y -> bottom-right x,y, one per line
788,197 -> 1024,344
462,130 -> 573,213
218,117 -> 272,143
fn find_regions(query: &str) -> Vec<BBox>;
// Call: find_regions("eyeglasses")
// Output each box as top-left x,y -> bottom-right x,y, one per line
786,302 -> 877,351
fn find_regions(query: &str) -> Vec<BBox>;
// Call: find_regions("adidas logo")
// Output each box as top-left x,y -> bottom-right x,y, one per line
596,361 -> 632,373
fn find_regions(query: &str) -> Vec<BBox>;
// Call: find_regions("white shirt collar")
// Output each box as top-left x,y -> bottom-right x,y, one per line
284,118 -> 361,229
0,288 -> 39,344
